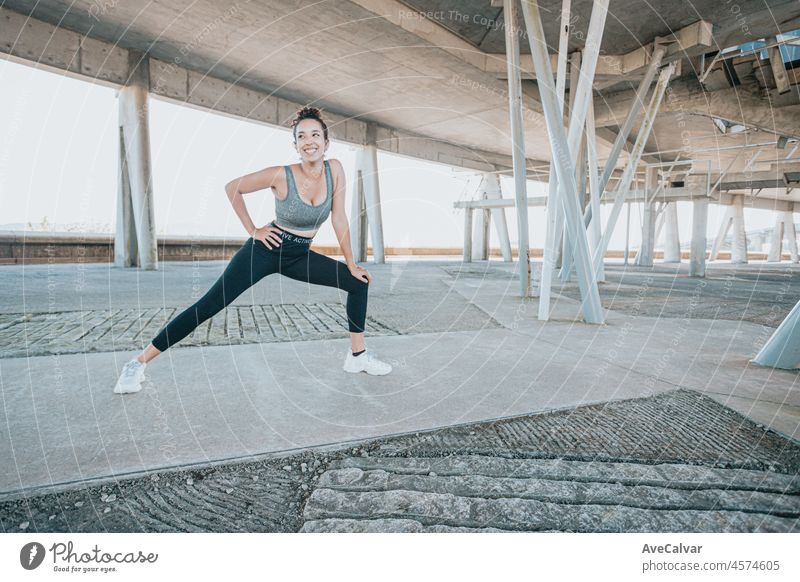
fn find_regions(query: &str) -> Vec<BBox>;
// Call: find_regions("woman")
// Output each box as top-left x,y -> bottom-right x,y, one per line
114,107 -> 392,394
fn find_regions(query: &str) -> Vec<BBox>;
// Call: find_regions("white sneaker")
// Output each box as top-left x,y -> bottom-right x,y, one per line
114,359 -> 146,394
343,348 -> 392,376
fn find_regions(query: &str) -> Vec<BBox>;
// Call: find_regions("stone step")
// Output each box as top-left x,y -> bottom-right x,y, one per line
302,488 -> 798,533
330,455 -> 800,494
317,468 -> 799,516
300,518 -> 510,533
302,455 -> 800,532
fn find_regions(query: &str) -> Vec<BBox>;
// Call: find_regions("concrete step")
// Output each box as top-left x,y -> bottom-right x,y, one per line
301,455 -> 800,533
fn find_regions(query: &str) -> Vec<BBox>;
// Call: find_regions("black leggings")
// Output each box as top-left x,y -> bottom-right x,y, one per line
151,227 -> 369,351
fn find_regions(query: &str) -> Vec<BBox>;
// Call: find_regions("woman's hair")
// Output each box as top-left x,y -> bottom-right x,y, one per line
291,106 -> 329,143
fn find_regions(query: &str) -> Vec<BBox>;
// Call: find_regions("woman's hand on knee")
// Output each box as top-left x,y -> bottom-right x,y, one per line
253,224 -> 282,249
348,264 -> 372,284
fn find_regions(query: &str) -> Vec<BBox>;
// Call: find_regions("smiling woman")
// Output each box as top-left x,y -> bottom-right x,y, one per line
112,106 -> 393,395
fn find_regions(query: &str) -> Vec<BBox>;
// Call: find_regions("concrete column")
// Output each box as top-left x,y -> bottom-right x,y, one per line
636,166 -> 658,267
472,172 -> 512,261
464,208 -> 474,263
785,213 -> 798,263
662,202 -> 681,263
690,197 -> 708,277
362,123 -> 386,264
768,212 -> 785,262
471,182 -> 489,261
768,210 -> 798,262
350,128 -> 386,264
115,135 -> 138,267
730,194 -> 748,264
350,149 -> 368,263
115,51 -> 157,270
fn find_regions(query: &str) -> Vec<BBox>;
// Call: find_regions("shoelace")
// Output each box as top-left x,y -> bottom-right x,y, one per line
123,363 -> 141,378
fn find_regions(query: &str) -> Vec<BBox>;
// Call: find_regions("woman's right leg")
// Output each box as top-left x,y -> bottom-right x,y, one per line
149,238 -> 277,356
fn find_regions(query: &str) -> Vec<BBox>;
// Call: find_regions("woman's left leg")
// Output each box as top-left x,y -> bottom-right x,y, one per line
280,248 -> 391,375
280,249 -> 369,342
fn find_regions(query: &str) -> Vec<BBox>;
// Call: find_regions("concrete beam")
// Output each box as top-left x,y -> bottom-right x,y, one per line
595,77 -> 800,139
0,6 -> 518,174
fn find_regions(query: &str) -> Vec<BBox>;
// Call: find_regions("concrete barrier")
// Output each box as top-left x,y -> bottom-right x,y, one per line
0,231 -> 783,265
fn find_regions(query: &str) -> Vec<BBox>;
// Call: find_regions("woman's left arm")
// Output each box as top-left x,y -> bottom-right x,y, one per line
329,159 -> 372,283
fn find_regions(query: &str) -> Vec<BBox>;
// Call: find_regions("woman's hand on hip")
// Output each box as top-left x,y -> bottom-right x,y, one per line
253,224 -> 283,249
348,264 -> 372,284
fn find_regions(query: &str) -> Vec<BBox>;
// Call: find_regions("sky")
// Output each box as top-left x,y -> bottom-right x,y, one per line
0,58 -> 782,251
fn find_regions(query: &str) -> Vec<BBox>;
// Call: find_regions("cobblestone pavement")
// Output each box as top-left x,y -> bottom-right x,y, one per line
3,391 -> 797,533
0,300 -> 503,358
554,266 -> 800,327
0,304 -> 397,358
440,262 -> 800,327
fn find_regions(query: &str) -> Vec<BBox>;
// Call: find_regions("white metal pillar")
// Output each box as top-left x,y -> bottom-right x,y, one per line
559,50 -> 584,283
689,197 -> 708,277
583,43 -> 668,231
115,51 -> 157,270
768,210 -> 798,263
503,0 -> 532,296
521,0 -> 606,324
598,44 -> 668,197
709,205 -> 732,261
662,202 -> 681,263
593,62 -> 676,273
537,0 -> 572,319
752,298 -> 800,369
585,94 -> 605,281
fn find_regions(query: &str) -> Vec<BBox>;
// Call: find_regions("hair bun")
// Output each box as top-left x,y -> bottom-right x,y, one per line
295,106 -> 323,120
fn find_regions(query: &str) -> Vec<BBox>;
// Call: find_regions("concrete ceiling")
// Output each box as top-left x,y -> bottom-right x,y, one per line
399,0 -> 796,55
2,0 -> 800,203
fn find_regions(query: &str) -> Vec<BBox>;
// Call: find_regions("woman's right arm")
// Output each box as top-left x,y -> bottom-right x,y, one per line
224,166 -> 284,248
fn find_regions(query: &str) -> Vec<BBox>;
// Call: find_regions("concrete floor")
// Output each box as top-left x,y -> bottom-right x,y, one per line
0,258 -> 798,497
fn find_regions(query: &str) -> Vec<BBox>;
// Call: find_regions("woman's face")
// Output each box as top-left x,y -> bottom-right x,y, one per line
294,118 -> 328,162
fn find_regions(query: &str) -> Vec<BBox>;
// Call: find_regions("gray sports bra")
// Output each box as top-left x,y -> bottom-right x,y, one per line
274,160 -> 333,231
